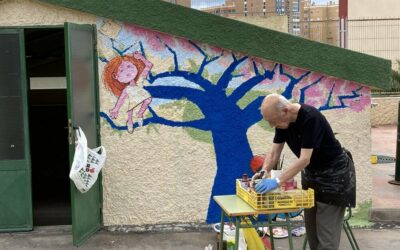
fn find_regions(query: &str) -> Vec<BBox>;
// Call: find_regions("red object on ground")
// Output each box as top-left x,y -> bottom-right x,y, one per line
261,236 -> 272,250
250,154 -> 265,173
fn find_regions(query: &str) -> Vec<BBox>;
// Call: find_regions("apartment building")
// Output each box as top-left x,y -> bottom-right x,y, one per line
200,0 -> 299,33
162,0 -> 191,8
200,0 -> 276,17
199,0 -> 237,17
275,0 -> 301,35
300,0 -> 339,46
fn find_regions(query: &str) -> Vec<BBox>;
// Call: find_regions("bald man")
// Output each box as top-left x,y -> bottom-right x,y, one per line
254,94 -> 356,250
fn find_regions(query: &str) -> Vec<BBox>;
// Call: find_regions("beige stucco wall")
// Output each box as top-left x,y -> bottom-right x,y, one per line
371,97 -> 400,126
0,0 -> 96,26
349,0 -> 400,19
99,101 -> 216,226
326,110 -> 372,206
1,0 -> 373,229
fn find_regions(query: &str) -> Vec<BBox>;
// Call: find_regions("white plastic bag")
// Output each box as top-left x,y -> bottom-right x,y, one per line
69,127 -> 106,193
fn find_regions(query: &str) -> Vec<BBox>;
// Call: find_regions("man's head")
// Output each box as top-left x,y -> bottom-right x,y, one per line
261,94 -> 293,129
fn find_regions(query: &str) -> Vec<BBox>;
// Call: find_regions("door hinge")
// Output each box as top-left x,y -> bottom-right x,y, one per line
93,39 -> 97,52
68,119 -> 73,145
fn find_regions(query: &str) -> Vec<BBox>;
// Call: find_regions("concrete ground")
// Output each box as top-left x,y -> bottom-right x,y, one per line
370,125 -> 400,222
1,125 -> 400,249
0,225 -> 400,249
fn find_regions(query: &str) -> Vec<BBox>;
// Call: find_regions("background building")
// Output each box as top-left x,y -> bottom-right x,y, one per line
199,0 -> 238,17
276,0 -> 301,35
162,0 -> 191,8
199,0 -> 301,33
200,0 -> 277,17
300,1 -> 339,46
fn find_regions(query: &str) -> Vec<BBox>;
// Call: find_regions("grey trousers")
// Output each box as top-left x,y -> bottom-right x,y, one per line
304,201 -> 346,250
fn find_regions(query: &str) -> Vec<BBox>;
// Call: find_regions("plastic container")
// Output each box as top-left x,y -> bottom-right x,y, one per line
236,179 -> 314,210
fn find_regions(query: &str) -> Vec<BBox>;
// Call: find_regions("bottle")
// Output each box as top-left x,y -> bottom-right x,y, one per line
242,173 -> 249,188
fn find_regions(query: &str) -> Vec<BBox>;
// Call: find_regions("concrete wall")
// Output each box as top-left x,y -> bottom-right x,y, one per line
229,15 -> 288,33
349,0 -> 400,19
1,0 -> 374,228
0,0 -> 96,26
371,97 -> 400,126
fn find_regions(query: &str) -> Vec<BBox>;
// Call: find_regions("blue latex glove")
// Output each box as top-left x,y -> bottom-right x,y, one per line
255,178 -> 279,194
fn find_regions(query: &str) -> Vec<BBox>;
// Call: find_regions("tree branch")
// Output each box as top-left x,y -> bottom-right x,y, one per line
99,56 -> 109,63
139,41 -> 146,58
157,36 -> 179,71
280,64 -> 311,99
111,38 -> 133,56
319,86 -> 363,111
100,109 -> 209,131
148,70 -> 214,91
242,96 -> 264,125
144,85 -> 205,103
252,60 -> 260,76
188,40 -> 224,76
216,53 -> 248,90
229,64 -> 277,103
138,41 -> 156,81
147,107 -> 209,130
299,76 -> 324,103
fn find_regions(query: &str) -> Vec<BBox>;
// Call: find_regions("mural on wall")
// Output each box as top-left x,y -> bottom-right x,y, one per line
97,19 -> 370,223
103,52 -> 153,133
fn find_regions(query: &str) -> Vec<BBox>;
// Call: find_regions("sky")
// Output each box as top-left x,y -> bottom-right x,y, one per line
191,0 -> 334,10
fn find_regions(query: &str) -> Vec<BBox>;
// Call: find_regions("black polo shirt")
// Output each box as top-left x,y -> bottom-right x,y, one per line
273,104 -> 342,170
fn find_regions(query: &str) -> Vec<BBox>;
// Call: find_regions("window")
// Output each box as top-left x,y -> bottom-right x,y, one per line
30,77 -> 66,90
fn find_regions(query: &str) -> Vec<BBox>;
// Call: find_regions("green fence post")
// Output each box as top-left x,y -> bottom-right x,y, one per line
389,101 -> 400,185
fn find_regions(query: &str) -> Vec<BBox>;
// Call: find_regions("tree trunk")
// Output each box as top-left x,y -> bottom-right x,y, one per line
206,127 -> 253,223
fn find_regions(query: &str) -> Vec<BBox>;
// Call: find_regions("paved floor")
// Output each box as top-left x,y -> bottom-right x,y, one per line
371,125 -> 400,221
0,225 -> 400,250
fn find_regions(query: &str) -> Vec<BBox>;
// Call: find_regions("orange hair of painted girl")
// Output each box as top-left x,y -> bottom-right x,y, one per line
103,55 -> 146,97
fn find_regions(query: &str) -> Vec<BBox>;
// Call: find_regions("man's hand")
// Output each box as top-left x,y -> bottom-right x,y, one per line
251,170 -> 265,182
255,178 -> 279,194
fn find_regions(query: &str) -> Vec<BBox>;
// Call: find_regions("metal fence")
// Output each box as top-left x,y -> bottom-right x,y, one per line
347,18 -> 400,68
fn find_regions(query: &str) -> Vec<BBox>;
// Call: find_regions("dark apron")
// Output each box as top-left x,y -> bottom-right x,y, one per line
302,148 -> 356,207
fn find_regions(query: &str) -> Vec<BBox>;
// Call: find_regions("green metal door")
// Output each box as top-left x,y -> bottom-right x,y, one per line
0,29 -> 32,231
64,23 -> 102,246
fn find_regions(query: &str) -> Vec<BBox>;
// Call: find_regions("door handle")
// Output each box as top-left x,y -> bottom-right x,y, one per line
67,119 -> 79,145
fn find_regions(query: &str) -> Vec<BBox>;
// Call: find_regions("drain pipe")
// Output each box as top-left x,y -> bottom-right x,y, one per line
389,101 -> 400,185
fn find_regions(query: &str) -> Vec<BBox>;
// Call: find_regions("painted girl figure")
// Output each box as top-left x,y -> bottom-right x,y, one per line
104,51 -> 153,133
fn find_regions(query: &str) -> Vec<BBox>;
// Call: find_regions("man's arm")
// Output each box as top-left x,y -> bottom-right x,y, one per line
279,148 -> 313,183
262,142 -> 285,173
252,143 -> 284,182
255,148 -> 313,194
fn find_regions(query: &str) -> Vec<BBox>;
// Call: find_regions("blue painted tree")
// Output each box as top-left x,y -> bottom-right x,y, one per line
100,35 -> 368,223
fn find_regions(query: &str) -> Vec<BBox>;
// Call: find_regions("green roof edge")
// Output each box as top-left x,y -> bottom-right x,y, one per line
39,0 -> 391,89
